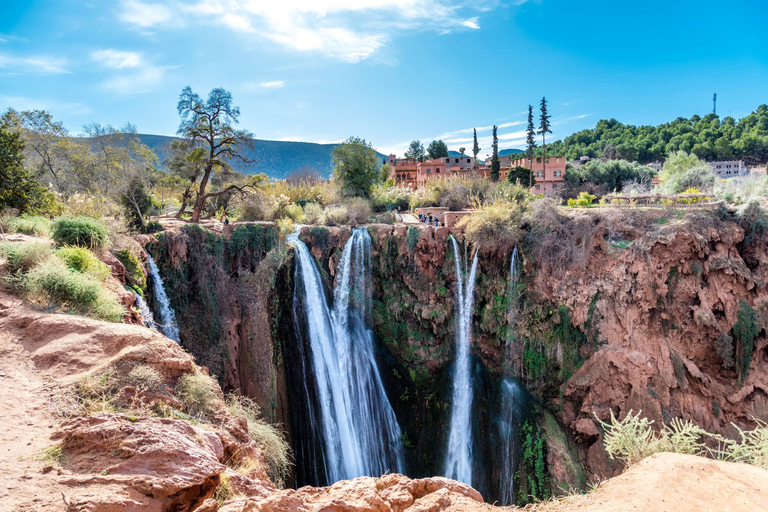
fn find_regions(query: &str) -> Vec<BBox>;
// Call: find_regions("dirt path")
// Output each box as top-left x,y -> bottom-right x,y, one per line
0,312 -> 68,512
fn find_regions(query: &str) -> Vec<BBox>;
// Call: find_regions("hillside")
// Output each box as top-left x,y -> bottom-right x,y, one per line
136,134 -> 386,180
536,104 -> 768,164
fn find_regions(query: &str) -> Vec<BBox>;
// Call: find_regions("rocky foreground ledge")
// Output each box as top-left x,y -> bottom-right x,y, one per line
0,291 -> 485,512
2,289 -> 768,512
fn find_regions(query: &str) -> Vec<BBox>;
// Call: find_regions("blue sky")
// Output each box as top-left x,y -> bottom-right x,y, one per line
1,0 -> 767,156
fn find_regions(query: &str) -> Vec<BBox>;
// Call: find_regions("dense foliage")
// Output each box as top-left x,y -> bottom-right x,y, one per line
565,159 -> 656,191
331,136 -> 380,198
531,106 -> 768,164
51,216 -> 110,251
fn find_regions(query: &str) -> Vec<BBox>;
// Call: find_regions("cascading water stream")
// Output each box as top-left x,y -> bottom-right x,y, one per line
498,377 -> 523,505
134,292 -> 156,330
444,236 -> 479,486
146,253 -> 180,342
498,247 -> 522,505
288,227 -> 403,484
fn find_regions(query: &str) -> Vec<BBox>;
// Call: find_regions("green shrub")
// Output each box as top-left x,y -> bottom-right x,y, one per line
6,215 -> 52,237
226,395 -> 292,487
144,220 -> 163,234
734,300 -> 759,385
738,201 -> 768,247
56,246 -> 110,281
344,197 -> 371,224
126,364 -> 164,392
52,216 -> 109,251
176,373 -> 221,420
115,249 -> 146,291
370,185 -> 411,212
374,211 -> 395,224
302,202 -> 323,225
319,205 -> 348,226
516,418 -> 550,505
567,191 -> 597,208
24,261 -> 124,322
0,241 -> 52,273
459,199 -> 521,254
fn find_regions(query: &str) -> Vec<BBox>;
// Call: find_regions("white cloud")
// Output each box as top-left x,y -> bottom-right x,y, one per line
259,80 -> 285,88
118,0 -> 173,28
118,0 -> 495,61
91,49 -> 143,69
0,53 -> 68,74
90,48 -> 171,93
0,95 -> 92,115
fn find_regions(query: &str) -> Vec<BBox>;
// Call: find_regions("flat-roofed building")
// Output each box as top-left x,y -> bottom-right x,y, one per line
440,155 -> 474,170
508,156 -> 567,194
388,155 -> 419,188
416,159 -> 447,188
709,160 -> 747,178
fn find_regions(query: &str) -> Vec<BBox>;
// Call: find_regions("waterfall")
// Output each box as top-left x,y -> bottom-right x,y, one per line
498,247 -> 522,505
288,227 -> 404,484
134,292 -> 156,330
146,253 -> 180,343
444,236 -> 479,486
498,377 -> 523,505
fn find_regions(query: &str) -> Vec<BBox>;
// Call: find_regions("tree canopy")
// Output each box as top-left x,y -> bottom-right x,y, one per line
506,165 -> 536,187
404,140 -> 425,161
0,123 -> 59,215
427,139 -> 449,159
529,105 -> 768,164
565,159 -> 656,192
176,86 -> 255,222
331,136 -> 380,198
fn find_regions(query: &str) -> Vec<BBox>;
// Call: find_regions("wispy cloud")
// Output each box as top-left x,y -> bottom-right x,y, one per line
0,53 -> 68,74
91,48 -> 171,93
117,0 -> 173,28
0,95 -> 92,115
91,49 -> 143,69
117,0 -> 498,62
259,80 -> 285,88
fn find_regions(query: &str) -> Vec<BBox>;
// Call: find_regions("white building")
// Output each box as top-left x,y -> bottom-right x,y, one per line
708,160 -> 747,178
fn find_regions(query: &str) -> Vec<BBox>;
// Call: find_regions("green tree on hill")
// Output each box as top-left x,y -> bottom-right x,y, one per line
332,136 -> 379,198
507,165 -> 535,187
526,105 -> 537,186
491,125 -> 500,182
404,140 -> 425,161
538,97 -> 552,190
176,86 -> 257,223
427,139 -> 449,159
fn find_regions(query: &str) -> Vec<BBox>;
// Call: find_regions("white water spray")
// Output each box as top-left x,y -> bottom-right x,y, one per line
146,253 -> 180,342
289,227 -> 403,483
134,292 -> 156,330
499,377 -> 523,505
444,236 -> 479,486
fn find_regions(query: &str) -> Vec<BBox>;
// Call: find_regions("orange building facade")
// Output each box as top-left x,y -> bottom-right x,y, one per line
389,156 -> 418,188
508,156 -> 567,194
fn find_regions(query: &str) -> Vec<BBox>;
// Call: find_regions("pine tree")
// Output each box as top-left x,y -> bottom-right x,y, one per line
526,105 -> 537,188
538,97 -> 552,193
491,125 -> 500,182
472,128 -> 480,164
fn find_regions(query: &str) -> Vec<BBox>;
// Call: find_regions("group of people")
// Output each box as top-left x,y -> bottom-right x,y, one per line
418,214 -> 442,227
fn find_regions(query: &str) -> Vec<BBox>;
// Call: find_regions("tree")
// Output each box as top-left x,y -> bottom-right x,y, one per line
118,141 -> 160,232
459,147 -> 466,157
472,128 -> 480,162
507,165 -> 536,187
658,151 -> 714,194
565,159 -> 656,191
526,105 -> 537,186
0,123 -> 59,215
404,140 -> 425,161
1,108 -> 69,189
538,97 -> 552,192
331,136 -> 379,198
176,86 -> 256,223
164,139 -> 205,219
490,125 -> 500,181
427,139 -> 449,159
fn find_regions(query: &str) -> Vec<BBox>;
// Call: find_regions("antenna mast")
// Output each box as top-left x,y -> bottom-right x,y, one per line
713,93 -> 717,115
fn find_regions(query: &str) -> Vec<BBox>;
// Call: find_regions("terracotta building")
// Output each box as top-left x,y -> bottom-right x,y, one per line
388,155 -> 418,189
416,159 -> 447,188
508,156 -> 567,194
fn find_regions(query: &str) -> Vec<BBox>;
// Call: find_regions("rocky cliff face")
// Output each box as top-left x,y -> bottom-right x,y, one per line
148,207 -> 767,497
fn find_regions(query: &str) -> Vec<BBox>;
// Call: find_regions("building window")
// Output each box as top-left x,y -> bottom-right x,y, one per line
554,170 -> 562,177
536,171 -> 543,177
436,169 -> 440,173
427,169 -> 431,174
536,158 -> 541,163
534,185 -> 541,190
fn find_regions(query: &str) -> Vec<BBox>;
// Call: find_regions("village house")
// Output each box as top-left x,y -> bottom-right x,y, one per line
388,155 -> 418,188
508,156 -> 567,194
708,160 -> 747,178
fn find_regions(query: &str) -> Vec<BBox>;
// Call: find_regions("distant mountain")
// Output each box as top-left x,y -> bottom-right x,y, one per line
499,149 -> 524,156
135,134 -> 386,180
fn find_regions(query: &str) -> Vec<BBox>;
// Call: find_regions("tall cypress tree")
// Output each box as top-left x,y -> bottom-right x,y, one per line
526,105 -> 537,187
472,128 -> 480,164
491,125 -> 500,182
538,97 -> 552,192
